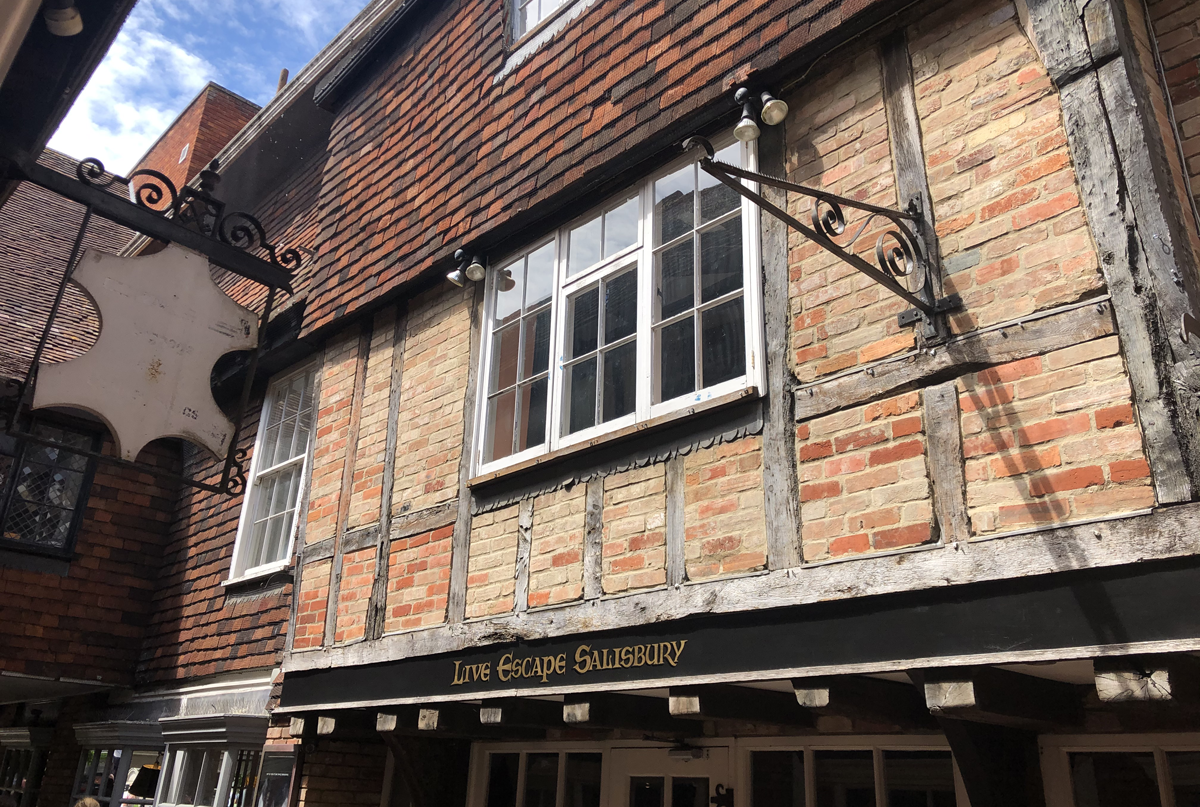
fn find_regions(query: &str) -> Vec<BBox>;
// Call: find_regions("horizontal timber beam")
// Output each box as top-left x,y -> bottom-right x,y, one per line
282,503 -> 1200,688
668,684 -> 813,728
794,301 -> 1114,421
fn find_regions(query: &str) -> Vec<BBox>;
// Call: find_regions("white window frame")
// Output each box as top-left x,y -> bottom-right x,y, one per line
155,746 -> 262,807
1039,733 -> 1200,807
473,137 -> 764,477
227,362 -> 317,583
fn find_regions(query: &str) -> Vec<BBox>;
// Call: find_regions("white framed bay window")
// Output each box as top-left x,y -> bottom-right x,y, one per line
475,138 -> 763,475
228,364 -> 317,582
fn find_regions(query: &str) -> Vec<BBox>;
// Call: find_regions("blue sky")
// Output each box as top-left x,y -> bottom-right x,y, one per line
48,0 -> 369,174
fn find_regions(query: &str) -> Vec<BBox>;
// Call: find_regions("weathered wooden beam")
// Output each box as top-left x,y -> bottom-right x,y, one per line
668,684 -> 813,727
563,693 -> 699,735
1094,654 -> 1200,703
478,698 -> 563,727
514,500 -> 533,613
316,716 -> 337,736
665,457 -> 686,585
288,717 -> 306,738
447,283 -> 485,622
923,382 -> 969,543
793,302 -> 1115,421
756,120 -> 801,570
584,478 -> 603,599
918,667 -> 1084,729
285,503 -> 1200,678
792,676 -> 935,729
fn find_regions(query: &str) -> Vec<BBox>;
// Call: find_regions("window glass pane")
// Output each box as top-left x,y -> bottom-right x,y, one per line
564,753 -> 602,807
526,242 -> 555,309
518,378 -> 548,452
567,359 -> 597,434
495,257 -> 525,324
699,216 -> 743,303
228,749 -> 262,807
2,426 -> 93,552
570,287 -> 600,358
630,777 -> 664,807
254,753 -> 294,807
195,750 -> 220,806
603,342 -> 636,422
702,297 -> 745,387
658,240 -> 694,321
490,324 -> 521,392
814,750 -> 875,807
884,751 -> 955,807
699,143 -> 741,223
523,309 -> 552,380
524,754 -> 559,807
485,753 -> 520,807
659,317 -> 695,402
569,215 -> 602,276
1070,752 -> 1160,807
751,750 -> 806,807
605,196 -> 640,258
126,750 -> 163,799
604,269 -> 637,344
486,389 -> 518,463
673,778 -> 708,807
178,750 -> 203,804
655,165 -> 694,245
1170,752 -> 1200,807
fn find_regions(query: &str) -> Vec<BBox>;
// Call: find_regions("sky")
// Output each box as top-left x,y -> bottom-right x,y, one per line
48,0 -> 370,175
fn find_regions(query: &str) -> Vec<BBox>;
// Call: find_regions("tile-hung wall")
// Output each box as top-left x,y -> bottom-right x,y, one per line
289,0 -> 1165,649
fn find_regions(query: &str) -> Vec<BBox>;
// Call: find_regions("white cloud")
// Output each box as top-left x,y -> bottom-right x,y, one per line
48,3 -> 214,174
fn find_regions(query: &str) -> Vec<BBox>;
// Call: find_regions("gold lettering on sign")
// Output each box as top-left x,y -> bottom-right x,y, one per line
450,640 -> 688,686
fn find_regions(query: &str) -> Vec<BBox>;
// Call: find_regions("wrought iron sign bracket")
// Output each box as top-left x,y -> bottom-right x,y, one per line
0,151 -> 303,496
682,136 -> 961,338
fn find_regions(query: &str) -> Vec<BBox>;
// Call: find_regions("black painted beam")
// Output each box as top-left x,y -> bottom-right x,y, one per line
792,676 -> 936,729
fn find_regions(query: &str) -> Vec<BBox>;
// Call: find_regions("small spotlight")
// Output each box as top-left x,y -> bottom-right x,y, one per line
759,91 -> 788,126
733,87 -> 760,142
446,268 -> 466,287
466,257 -> 486,282
498,268 -> 516,292
43,0 -> 83,35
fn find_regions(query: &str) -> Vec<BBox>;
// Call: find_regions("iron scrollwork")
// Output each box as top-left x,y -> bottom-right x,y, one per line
75,156 -> 302,273
682,136 -> 960,331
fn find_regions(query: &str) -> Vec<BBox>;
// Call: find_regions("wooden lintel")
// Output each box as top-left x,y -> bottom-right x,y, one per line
563,693 -> 699,735
917,667 -> 1084,729
1094,654 -> 1200,704
792,676 -> 936,730
478,698 -> 563,727
668,684 -> 812,728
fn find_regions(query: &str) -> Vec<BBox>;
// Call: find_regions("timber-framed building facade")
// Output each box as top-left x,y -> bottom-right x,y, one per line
7,0 -> 1200,805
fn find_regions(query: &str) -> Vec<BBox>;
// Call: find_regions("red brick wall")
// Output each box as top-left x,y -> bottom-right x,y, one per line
304,0 -> 896,335
133,84 -> 258,191
0,440 -> 176,686
136,402 -> 290,683
297,739 -> 386,807
384,524 -> 453,631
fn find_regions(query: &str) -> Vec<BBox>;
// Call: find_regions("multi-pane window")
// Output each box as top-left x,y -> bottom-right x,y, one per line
484,751 -> 602,807
229,365 -> 316,580
72,748 -> 162,807
157,748 -> 262,807
476,139 -> 761,474
0,746 -> 46,807
0,422 -> 97,555
511,0 -> 569,40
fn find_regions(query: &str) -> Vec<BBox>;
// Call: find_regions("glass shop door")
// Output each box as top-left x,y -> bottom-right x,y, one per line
609,747 -> 731,807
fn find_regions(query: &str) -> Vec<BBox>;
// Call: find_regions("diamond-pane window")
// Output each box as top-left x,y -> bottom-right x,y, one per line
0,423 -> 97,555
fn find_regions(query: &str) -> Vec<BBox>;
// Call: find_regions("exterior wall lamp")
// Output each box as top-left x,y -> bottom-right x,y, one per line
447,249 -> 488,287
43,0 -> 83,36
733,87 -> 789,142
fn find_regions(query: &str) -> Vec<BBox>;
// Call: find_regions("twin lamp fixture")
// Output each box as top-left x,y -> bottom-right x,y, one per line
447,249 -> 515,291
445,87 -> 786,287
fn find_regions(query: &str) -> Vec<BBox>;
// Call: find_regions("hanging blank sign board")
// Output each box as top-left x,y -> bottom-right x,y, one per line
33,244 -> 258,461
